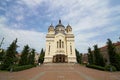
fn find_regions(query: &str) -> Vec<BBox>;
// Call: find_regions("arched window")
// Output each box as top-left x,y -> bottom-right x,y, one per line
70,43 -> 72,54
49,45 -> 50,52
62,41 -> 64,48
59,40 -> 61,48
48,43 -> 50,54
57,41 -> 58,48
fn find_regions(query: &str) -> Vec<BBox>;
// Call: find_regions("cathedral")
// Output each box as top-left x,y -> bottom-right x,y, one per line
44,20 -> 76,63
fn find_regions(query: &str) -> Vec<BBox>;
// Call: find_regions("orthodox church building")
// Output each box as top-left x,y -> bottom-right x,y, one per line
44,20 -> 76,63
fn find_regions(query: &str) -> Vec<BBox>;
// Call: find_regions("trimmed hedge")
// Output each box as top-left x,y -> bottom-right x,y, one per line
0,65 -> 1,69
86,64 -> 105,71
105,65 -> 116,71
12,65 -> 36,72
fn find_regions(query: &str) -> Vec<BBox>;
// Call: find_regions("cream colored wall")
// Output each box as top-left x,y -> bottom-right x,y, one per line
44,28 -> 76,63
48,29 -> 55,34
54,33 -> 66,55
66,37 -> 76,63
44,37 -> 55,62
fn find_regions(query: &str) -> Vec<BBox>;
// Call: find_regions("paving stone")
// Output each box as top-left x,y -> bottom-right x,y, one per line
0,63 -> 120,80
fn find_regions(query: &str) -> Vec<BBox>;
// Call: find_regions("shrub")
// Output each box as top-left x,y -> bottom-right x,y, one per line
0,65 -> 2,70
86,64 -> 105,71
105,65 -> 116,71
12,65 -> 35,72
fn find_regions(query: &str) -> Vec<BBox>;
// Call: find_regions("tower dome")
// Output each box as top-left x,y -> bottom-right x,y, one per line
55,20 -> 65,34
48,24 -> 54,32
66,24 -> 72,33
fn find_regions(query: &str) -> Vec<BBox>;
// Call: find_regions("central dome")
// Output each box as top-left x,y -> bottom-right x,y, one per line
56,20 -> 65,28
55,20 -> 65,34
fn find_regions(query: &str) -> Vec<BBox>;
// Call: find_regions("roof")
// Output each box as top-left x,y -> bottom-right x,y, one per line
113,42 -> 120,46
100,42 -> 120,50
49,24 -> 54,28
55,20 -> 65,28
66,24 -> 72,28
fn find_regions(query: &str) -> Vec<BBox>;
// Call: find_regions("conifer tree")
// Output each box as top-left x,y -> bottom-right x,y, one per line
75,49 -> 80,63
31,49 -> 35,65
2,39 -> 18,70
107,39 -> 116,65
75,49 -> 82,64
79,53 -> 82,64
0,49 -> 5,62
94,45 -> 105,67
107,39 -> 120,70
28,49 -> 35,65
114,54 -> 120,71
19,45 -> 30,66
88,47 -> 94,65
38,48 -> 45,64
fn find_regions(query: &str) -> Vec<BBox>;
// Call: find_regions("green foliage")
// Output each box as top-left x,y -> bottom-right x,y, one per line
75,49 -> 80,63
28,49 -> 35,65
79,54 -> 82,64
13,65 -> 35,72
105,65 -> 116,71
86,64 -> 105,71
88,47 -> 94,65
107,39 -> 120,71
87,45 -> 105,67
19,45 -> 30,66
107,39 -> 116,65
0,65 -> 1,69
94,45 -> 105,67
38,48 -> 45,64
1,39 -> 18,70
75,49 -> 82,64
0,49 -> 5,62
112,54 -> 120,71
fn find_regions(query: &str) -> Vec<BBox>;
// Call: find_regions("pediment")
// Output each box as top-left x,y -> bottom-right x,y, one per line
55,33 -> 65,38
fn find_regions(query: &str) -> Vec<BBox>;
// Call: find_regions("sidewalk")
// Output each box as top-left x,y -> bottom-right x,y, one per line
0,63 -> 120,80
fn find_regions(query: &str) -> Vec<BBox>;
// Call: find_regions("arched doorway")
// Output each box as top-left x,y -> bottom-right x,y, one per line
53,54 -> 67,63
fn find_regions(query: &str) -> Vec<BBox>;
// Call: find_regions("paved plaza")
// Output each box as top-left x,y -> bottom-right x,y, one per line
0,63 -> 120,80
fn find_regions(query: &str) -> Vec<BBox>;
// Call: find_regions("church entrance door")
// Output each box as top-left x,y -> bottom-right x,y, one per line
53,54 -> 67,63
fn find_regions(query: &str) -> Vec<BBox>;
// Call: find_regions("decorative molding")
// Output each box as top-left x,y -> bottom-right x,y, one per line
46,40 -> 54,42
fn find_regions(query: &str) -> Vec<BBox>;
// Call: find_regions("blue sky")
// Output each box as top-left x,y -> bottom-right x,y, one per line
0,0 -> 120,53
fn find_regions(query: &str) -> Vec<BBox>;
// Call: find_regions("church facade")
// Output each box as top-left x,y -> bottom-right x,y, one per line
44,20 -> 76,63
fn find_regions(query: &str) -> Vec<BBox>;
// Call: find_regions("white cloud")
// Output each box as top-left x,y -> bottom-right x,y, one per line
74,25 -> 119,52
0,16 -> 45,53
50,0 -> 119,53
0,0 -> 120,53
0,26 -> 46,53
0,16 -> 7,24
16,15 -> 24,21
0,6 -> 6,11
20,0 -> 44,8
59,0 -> 109,31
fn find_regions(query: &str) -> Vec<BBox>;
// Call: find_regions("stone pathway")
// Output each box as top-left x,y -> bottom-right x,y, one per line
0,63 -> 120,80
